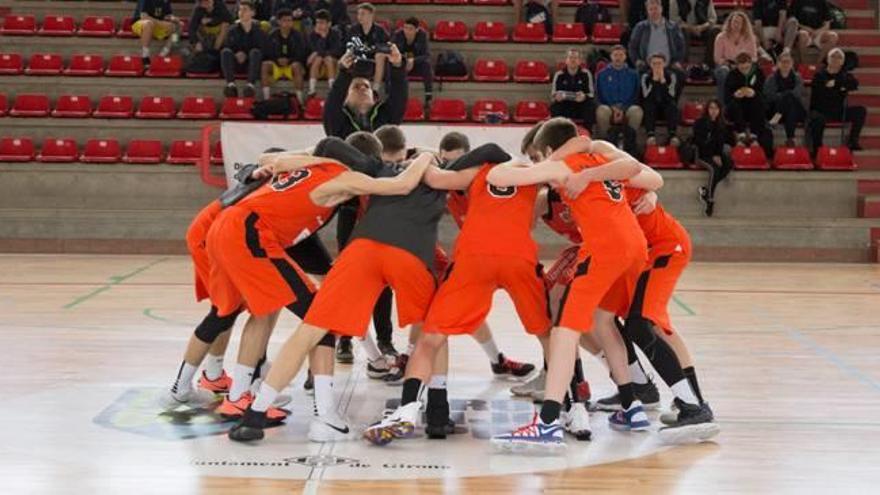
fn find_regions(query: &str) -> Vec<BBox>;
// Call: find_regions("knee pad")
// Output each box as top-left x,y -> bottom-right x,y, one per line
194,306 -> 240,344
317,332 -> 336,348
624,317 -> 660,360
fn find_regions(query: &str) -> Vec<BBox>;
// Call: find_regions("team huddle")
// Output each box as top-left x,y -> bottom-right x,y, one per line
161,116 -> 720,452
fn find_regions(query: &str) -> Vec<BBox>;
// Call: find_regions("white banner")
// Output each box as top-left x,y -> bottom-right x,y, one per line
220,122 -> 532,188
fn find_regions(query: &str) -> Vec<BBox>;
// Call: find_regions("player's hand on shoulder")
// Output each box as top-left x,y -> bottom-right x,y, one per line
632,191 -> 658,215
563,169 -> 593,199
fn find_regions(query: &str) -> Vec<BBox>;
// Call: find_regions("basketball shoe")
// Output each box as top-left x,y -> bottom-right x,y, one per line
367,355 -> 394,379
593,381 -> 661,411
510,369 -> 545,398
362,401 -> 421,446
492,354 -> 536,378
561,403 -> 591,441
198,370 -> 232,394
608,401 -> 651,432
491,413 -> 565,454
658,400 -> 719,444
382,353 -> 409,385
216,391 -> 289,424
308,411 -> 354,443
159,387 -> 219,411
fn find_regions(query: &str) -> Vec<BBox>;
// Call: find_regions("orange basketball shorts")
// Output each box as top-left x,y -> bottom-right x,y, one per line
628,239 -> 692,335
186,200 -> 222,302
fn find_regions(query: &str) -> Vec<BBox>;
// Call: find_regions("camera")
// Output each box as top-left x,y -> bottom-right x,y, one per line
346,38 -> 392,77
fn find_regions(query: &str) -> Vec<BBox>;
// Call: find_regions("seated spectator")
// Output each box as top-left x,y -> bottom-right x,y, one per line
808,48 -> 865,153
724,52 -> 773,156
187,0 -> 233,62
251,0 -> 273,23
316,0 -> 351,28
628,0 -> 686,72
133,0 -> 183,66
764,51 -> 806,146
515,0 -> 558,35
261,9 -> 309,101
753,0 -> 790,56
393,17 -> 433,107
550,48 -> 596,130
668,0 -> 721,68
640,53 -> 682,146
713,11 -> 758,101
788,0 -> 839,64
307,9 -> 343,97
347,3 -> 391,94
273,0 -> 313,34
595,45 -> 642,145
693,99 -> 735,217
221,1 -> 268,98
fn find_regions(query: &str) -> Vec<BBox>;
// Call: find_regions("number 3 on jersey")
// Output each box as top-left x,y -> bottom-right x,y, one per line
487,184 -> 517,198
271,169 -> 312,192
603,180 -> 623,202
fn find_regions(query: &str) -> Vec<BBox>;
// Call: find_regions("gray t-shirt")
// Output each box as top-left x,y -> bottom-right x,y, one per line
647,21 -> 670,64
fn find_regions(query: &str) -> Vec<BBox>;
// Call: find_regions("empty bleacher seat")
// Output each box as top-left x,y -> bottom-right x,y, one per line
10,93 -> 50,117
38,15 -> 76,36
26,53 -> 63,75
220,97 -> 255,119
732,144 -> 769,170
146,56 -> 183,77
591,23 -> 623,44
80,138 -> 121,163
52,95 -> 93,118
304,97 -> 325,120
513,100 -> 550,123
815,146 -> 856,170
167,140 -> 203,165
553,23 -> 587,43
644,145 -> 684,169
0,137 -> 35,161
37,138 -> 78,162
117,17 -> 137,38
429,98 -> 468,122
78,16 -> 115,37
473,21 -> 508,42
0,53 -> 24,75
106,55 -> 144,76
404,98 -> 425,121
64,54 -> 104,76
473,59 -> 509,82
136,96 -> 176,119
123,139 -> 164,164
773,146 -> 813,170
472,99 -> 509,122
178,96 -> 217,119
512,23 -> 548,43
94,95 -> 134,118
513,60 -> 550,83
433,20 -> 468,41
681,101 -> 705,126
1,15 -> 37,35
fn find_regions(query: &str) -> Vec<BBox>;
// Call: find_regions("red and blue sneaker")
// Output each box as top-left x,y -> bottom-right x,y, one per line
608,401 -> 651,432
491,413 -> 566,454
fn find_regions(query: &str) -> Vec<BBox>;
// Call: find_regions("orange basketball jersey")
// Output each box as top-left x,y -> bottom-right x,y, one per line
626,188 -> 689,252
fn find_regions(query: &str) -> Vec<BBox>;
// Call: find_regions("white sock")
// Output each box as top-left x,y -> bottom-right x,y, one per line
141,47 -> 150,57
629,361 -> 648,385
251,382 -> 279,412
308,78 -> 317,93
262,86 -> 271,99
203,354 -> 224,381
229,365 -> 255,401
670,378 -> 700,406
360,333 -> 382,361
171,362 -> 197,396
429,374 -> 447,389
313,374 -> 334,417
480,338 -> 501,364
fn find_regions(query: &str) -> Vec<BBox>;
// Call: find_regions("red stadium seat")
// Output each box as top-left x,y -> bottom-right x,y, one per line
220,97 -> 255,119
681,101 -> 705,126
513,100 -> 550,123
64,54 -> 104,76
513,60 -> 550,83
94,95 -> 134,118
146,55 -> 183,77
473,59 -> 509,82
304,97 -> 325,120
0,53 -> 24,75
52,95 -> 93,118
472,99 -> 509,122
512,23 -> 548,43
39,15 -> 76,36
732,144 -> 770,170
211,141 -> 224,165
10,93 -> 50,117
78,16 -> 115,37
1,15 -> 37,35
397,0 -> 431,3
429,98 -> 468,122
37,138 -> 78,163
404,98 -> 425,121
433,20 -> 468,41
798,64 -> 817,85
553,23 -> 587,43
106,55 -> 144,76
80,138 -> 121,163
473,0 -> 510,4
0,93 -> 6,117
136,96 -> 176,119
178,96 -> 217,119
0,137 -> 35,161
433,0 -> 469,4
773,146 -> 813,170
123,139 -> 164,164
644,145 -> 684,169
473,21 -> 508,42
167,140 -> 203,165
26,53 -> 63,75
117,17 -> 137,38
591,23 -> 623,44
815,146 -> 856,170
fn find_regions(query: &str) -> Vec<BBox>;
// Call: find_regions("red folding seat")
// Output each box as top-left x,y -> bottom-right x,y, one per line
52,95 -> 92,118
0,53 -> 23,75
397,0 -> 431,3
1,15 -> 36,35
731,144 -> 769,170
513,100 -> 550,123
117,17 -> 137,38
25,53 -> 63,75
773,146 -> 813,170
37,138 -> 78,162
38,15 -> 75,36
597,0 -> 620,5
0,137 -> 35,161
94,95 -> 134,118
167,140 -> 203,165
815,146 -> 856,170
429,99 -> 468,122
123,139 -> 164,164
146,55 -> 183,77
136,96 -> 175,119
220,97 -> 255,119
798,64 -> 817,85
211,141 -> 224,165
512,22 -> 548,43
473,0 -> 509,4
304,97 -> 325,120
553,23 -> 587,43
106,55 -> 144,76
644,145 -> 684,169
433,0 -> 469,4
591,23 -> 623,44
178,96 -> 217,119
473,21 -> 508,42
10,93 -> 50,117
713,0 -> 738,7
78,16 -> 115,37
404,98 -> 425,121
513,60 -> 549,83
472,99 -> 509,122
80,138 -> 121,163
473,59 -> 509,82
0,94 -> 6,117
433,20 -> 468,41
681,101 -> 705,126
64,54 -> 104,76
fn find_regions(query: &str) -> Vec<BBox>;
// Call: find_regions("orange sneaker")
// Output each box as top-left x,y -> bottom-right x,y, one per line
198,370 -> 232,393
216,392 -> 289,424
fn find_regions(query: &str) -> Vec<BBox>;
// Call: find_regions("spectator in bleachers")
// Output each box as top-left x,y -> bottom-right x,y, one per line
347,3 -> 392,94
753,0 -> 790,56
261,9 -> 309,101
316,0 -> 351,28
251,0 -> 274,23
640,53 -> 682,146
188,0 -> 233,61
133,0 -> 183,66
724,52 -> 773,156
693,99 -> 735,217
788,0 -> 839,64
764,51 -> 806,146
713,11 -> 758,101
550,48 -> 596,130
808,48 -> 865,153
596,45 -> 643,143
393,17 -> 434,108
628,0 -> 686,72
273,0 -> 313,34
307,9 -> 344,97
668,0 -> 721,68
623,0 -> 647,31
221,1 -> 268,98
515,0 -> 558,35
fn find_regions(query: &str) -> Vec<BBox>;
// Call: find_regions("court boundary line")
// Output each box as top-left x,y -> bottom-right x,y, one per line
786,328 -> 880,394
61,258 -> 168,310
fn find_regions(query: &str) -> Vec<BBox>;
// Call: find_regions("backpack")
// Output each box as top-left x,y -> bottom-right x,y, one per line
184,50 -> 220,75
575,1 -> 611,36
828,2 -> 846,29
435,50 -> 467,78
844,50 -> 859,72
251,93 -> 297,120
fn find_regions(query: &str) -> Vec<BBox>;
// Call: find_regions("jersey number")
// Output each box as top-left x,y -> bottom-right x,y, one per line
271,169 -> 311,192
603,180 -> 623,202
487,184 -> 517,198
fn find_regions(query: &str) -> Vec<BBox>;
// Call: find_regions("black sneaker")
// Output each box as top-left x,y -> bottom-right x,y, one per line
141,56 -> 151,68
593,381 -> 661,412
243,83 -> 256,98
658,400 -> 720,444
228,408 -> 267,442
377,340 -> 399,357
223,84 -> 238,98
698,186 -> 714,217
425,391 -> 450,439
382,353 -> 409,384
366,356 -> 392,379
491,353 -> 536,378
335,338 -> 353,364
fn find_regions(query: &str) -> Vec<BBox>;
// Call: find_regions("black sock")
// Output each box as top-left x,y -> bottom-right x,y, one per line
427,387 -> 448,410
618,382 -> 635,410
401,378 -> 422,405
539,400 -> 562,424
683,366 -> 704,403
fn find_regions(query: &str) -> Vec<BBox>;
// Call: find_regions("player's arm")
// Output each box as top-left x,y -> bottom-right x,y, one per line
627,165 -> 664,192
486,159 -> 570,187
258,152 -> 337,175
563,141 -> 643,197
532,186 -> 550,224
632,190 -> 658,216
311,152 -> 431,204
422,165 -> 481,191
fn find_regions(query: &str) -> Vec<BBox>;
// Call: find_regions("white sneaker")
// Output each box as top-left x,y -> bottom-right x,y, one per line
272,393 -> 292,409
660,401 -> 680,426
363,401 -> 421,446
511,369 -> 545,398
158,388 -> 218,411
308,412 -> 353,443
366,356 -> 394,379
562,403 -> 592,441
